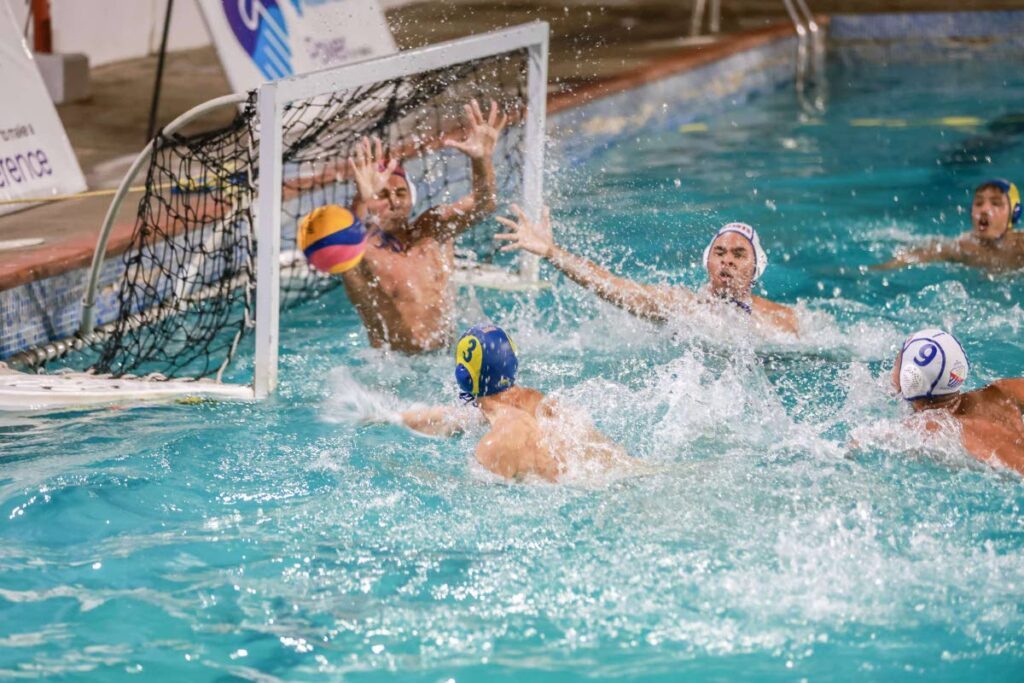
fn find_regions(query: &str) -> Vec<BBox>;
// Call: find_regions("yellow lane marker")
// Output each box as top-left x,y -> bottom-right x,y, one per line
850,118 -> 908,127
935,116 -> 983,127
676,116 -> 986,133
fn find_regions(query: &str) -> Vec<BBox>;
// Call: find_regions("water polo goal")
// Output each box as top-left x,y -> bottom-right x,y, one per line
2,21 -> 549,410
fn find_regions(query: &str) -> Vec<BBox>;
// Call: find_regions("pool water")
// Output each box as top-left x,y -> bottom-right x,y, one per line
3,57 -> 1024,681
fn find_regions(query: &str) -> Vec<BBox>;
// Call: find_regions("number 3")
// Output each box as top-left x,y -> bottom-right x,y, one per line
913,343 -> 937,367
462,339 -> 477,362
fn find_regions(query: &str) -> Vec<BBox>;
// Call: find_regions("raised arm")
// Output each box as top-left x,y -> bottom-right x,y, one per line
420,99 -> 506,239
495,205 -> 689,323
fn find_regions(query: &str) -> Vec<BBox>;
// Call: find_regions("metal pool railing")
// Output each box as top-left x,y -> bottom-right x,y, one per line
690,0 -> 827,113
782,0 -> 827,113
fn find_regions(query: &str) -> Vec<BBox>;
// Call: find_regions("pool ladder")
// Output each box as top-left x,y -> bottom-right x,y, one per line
781,0 -> 826,113
689,0 -> 827,114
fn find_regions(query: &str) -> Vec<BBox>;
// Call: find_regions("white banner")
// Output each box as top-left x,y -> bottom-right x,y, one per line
197,0 -> 397,92
0,3 -> 86,216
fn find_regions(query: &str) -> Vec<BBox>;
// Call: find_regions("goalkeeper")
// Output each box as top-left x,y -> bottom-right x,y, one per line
343,99 -> 507,353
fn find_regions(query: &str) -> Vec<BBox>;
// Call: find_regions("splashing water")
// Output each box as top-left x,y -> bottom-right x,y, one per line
2,59 -> 1024,680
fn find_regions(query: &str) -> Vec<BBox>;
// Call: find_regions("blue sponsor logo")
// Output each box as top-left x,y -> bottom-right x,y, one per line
222,0 -> 304,80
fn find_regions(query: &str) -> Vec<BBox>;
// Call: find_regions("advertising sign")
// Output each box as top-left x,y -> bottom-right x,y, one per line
0,3 -> 87,216
197,0 -> 397,92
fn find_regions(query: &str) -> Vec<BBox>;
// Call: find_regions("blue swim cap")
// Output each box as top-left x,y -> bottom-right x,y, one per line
455,325 -> 518,401
977,178 -> 1022,227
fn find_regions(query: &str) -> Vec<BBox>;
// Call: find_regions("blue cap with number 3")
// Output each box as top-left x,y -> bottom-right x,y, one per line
455,325 -> 518,402
897,328 -> 969,401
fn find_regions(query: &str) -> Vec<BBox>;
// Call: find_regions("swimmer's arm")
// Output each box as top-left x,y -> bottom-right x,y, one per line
752,297 -> 799,336
872,241 -> 960,270
397,406 -> 483,437
546,245 -> 687,322
351,195 -> 371,223
495,206 -> 688,322
428,155 -> 498,233
423,101 -> 505,240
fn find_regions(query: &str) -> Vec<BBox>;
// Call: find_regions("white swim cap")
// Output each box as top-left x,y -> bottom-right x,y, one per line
702,222 -> 769,280
897,328 -> 969,401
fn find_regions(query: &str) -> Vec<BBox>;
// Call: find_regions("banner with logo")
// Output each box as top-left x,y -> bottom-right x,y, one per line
197,0 -> 397,92
0,3 -> 87,217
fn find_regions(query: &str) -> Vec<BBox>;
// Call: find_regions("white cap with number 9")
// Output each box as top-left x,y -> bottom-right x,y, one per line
898,328 -> 969,401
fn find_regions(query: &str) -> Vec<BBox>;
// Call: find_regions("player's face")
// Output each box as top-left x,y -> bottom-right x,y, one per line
372,175 -> 413,231
706,232 -> 756,297
972,187 -> 1011,241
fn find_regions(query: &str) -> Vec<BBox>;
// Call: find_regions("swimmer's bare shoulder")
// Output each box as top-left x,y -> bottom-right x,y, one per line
944,380 -> 1024,474
955,234 -> 1024,270
475,407 -> 557,482
752,296 -> 799,335
988,378 -> 1024,406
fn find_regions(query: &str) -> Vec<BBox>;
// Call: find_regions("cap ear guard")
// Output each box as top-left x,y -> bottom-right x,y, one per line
398,169 -> 418,209
1009,182 -> 1022,227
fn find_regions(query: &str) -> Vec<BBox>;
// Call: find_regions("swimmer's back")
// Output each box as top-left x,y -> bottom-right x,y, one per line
475,403 -> 559,482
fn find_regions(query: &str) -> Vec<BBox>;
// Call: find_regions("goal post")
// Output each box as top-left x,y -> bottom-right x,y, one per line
252,21 -> 549,398
254,80 -> 283,400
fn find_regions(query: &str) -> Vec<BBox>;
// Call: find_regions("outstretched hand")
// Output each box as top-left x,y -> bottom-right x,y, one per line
495,205 -> 554,257
444,99 -> 507,161
347,136 -> 397,202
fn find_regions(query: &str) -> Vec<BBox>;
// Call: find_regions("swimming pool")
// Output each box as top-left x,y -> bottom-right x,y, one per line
2,55 -> 1024,680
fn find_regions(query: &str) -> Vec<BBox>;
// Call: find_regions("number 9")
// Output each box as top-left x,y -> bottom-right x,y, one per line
912,343 -> 937,367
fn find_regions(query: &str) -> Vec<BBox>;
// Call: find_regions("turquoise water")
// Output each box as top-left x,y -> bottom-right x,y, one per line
3,58 -> 1024,680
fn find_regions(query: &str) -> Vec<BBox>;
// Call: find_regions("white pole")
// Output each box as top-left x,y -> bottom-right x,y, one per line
254,83 -> 283,399
520,27 -> 549,282
690,0 -> 707,37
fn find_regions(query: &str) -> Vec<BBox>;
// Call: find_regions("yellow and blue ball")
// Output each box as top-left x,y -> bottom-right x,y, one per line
298,205 -> 367,274
455,325 -> 518,401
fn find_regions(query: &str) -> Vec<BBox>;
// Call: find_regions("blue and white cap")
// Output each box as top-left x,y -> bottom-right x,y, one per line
702,222 -> 769,280
897,328 -> 969,401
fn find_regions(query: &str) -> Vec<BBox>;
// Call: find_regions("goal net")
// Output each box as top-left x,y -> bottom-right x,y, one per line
12,22 -> 547,408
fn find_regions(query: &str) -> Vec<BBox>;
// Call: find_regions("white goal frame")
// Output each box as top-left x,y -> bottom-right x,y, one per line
3,22 -> 547,412
253,21 -> 549,398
